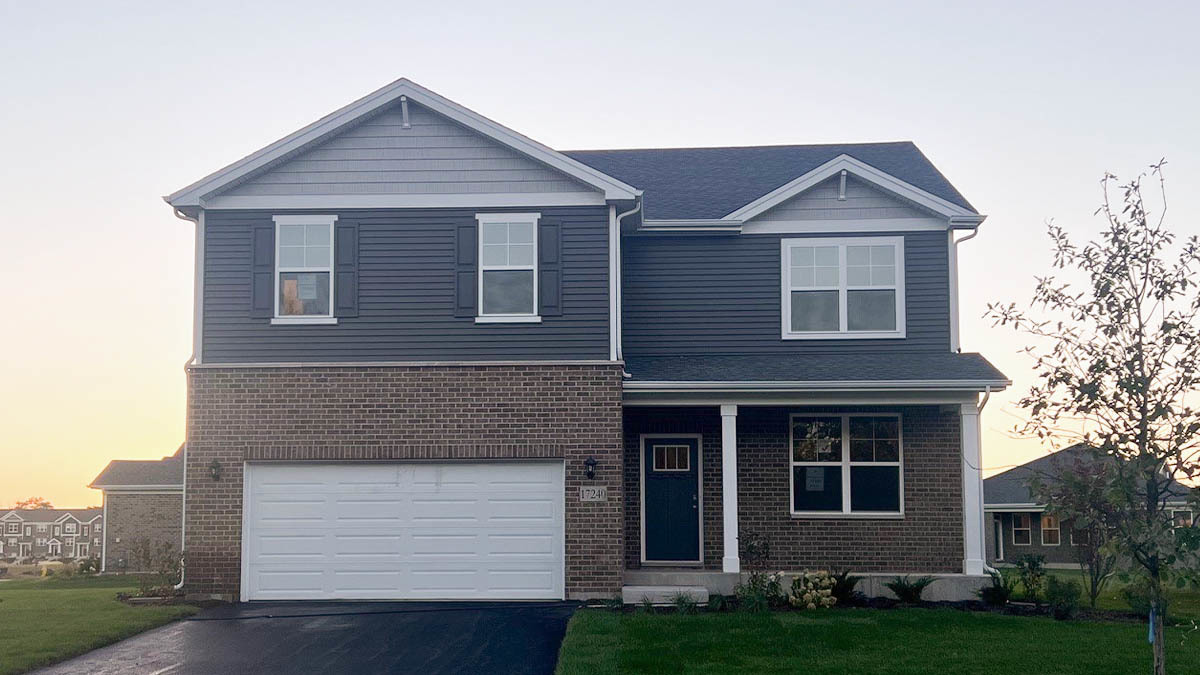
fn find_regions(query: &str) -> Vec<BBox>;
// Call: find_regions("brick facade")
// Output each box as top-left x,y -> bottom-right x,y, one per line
185,363 -> 624,600
103,493 -> 183,572
624,405 -> 965,573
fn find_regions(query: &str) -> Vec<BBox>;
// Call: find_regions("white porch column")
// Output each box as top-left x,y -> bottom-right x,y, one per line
960,402 -> 986,575
720,404 -> 740,573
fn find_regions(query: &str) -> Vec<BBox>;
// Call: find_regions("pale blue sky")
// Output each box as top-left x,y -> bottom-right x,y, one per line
1,1 -> 1197,506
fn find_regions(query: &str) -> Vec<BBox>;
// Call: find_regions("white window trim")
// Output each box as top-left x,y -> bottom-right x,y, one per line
1040,514 -> 1061,546
5,523 -> 17,534
476,212 -> 540,322
1012,513 -> 1032,546
788,412 -> 905,518
1173,510 -> 1194,529
780,236 -> 906,340
272,214 -> 338,324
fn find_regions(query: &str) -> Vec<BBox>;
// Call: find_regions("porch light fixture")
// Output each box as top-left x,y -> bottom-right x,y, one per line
209,459 -> 222,482
584,456 -> 597,480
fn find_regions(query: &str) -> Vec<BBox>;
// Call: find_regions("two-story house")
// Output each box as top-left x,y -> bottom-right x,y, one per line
0,509 -> 102,561
164,79 -> 1008,602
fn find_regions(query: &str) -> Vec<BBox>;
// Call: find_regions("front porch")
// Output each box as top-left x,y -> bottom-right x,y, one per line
619,397 -> 992,601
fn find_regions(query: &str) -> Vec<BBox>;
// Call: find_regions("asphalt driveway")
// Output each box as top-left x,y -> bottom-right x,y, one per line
37,601 -> 578,674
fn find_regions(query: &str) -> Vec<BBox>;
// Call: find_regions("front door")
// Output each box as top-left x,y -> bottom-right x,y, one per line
642,436 -> 701,563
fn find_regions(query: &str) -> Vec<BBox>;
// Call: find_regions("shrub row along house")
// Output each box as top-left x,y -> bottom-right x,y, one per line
984,445 -> 1194,568
163,78 -> 1009,602
0,508 -> 102,561
88,446 -> 184,573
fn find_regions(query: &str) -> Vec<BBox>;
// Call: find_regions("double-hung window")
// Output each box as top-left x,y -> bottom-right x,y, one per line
4,523 -> 17,535
477,213 -> 539,322
789,413 -> 903,516
1040,515 -> 1061,545
781,236 -> 905,339
1012,514 -> 1032,545
274,215 -> 336,323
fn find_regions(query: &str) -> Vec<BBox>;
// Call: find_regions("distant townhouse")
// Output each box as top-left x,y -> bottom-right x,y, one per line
89,446 -> 184,573
0,508 -> 103,561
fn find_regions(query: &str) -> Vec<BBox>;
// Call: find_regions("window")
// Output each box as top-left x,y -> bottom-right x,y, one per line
653,444 -> 691,472
82,525 -> 89,536
1041,515 -> 1061,545
78,543 -> 89,556
1070,528 -> 1090,546
790,414 -> 902,515
274,215 -> 336,321
23,526 -> 31,537
95,523 -> 101,532
781,237 -> 905,339
6,538 -> 15,546
4,523 -> 17,535
1174,511 -> 1194,529
35,538 -> 46,546
36,524 -> 46,533
64,523 -> 76,534
1013,514 -> 1032,545
53,526 -> 60,536
477,213 -> 539,320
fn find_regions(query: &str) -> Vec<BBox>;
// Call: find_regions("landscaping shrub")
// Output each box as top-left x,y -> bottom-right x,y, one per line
77,556 -> 101,575
602,594 -> 624,611
788,571 -> 837,610
976,571 -> 1016,608
830,569 -> 864,604
1015,555 -> 1047,604
670,591 -> 699,615
1046,576 -> 1082,620
734,571 -> 784,612
130,539 -> 184,597
884,575 -> 936,603
706,594 -> 728,612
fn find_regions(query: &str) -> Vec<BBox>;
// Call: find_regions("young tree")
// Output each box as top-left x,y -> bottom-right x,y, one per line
988,162 -> 1200,675
1028,449 -> 1118,608
14,497 -> 52,509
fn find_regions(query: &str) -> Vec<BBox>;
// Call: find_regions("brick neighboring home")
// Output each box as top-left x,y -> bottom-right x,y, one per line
164,78 -> 1010,602
89,447 -> 185,573
984,445 -> 1194,568
0,508 -> 102,562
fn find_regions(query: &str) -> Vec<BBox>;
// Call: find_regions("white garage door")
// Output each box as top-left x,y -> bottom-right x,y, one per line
242,462 -> 565,601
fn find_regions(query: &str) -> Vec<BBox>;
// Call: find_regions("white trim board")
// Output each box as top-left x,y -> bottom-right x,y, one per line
165,78 -> 639,208
201,192 -> 607,211
725,154 -> 981,222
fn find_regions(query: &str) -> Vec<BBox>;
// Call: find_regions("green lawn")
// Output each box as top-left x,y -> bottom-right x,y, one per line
556,608 -> 1200,675
1001,568 -> 1200,619
0,575 -> 197,675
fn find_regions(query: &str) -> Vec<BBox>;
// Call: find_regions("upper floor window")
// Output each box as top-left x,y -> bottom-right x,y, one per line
274,215 -> 336,321
64,523 -> 77,534
4,523 -> 17,535
476,213 -> 539,321
781,236 -> 905,340
23,526 -> 31,536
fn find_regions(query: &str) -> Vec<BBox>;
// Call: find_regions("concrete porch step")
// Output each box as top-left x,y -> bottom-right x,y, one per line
624,568 -> 740,595
621,585 -> 709,606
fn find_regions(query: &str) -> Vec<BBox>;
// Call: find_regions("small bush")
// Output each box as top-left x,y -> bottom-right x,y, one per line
129,539 -> 184,597
670,591 -> 699,615
884,575 -> 936,603
638,596 -> 655,613
77,556 -> 101,575
830,569 -> 864,604
734,571 -> 784,612
976,571 -> 1016,608
1122,577 -> 1170,620
706,594 -> 728,612
1046,576 -> 1082,620
602,594 -> 624,611
1014,555 -> 1047,604
788,571 -> 837,610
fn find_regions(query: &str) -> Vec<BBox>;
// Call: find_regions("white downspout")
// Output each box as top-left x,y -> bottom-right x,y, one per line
948,226 -> 980,353
174,358 -> 192,592
171,206 -> 200,592
613,200 -> 641,370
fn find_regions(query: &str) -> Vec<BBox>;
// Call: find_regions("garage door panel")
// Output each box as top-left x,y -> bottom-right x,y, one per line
244,462 -> 564,601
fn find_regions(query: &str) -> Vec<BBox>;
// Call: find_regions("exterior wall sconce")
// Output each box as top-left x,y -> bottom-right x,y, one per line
584,456 -> 597,480
209,459 -> 222,481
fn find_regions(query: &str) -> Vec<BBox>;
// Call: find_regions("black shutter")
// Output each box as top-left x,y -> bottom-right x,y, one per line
538,219 -> 563,316
453,223 -> 477,317
334,221 -> 359,318
250,224 -> 274,318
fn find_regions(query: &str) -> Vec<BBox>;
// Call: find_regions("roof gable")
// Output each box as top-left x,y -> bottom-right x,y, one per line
167,78 -> 640,209
745,173 -> 933,224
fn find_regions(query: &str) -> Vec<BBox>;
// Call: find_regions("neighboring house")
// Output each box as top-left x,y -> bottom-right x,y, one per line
0,508 -> 102,561
89,446 -> 185,573
164,78 -> 1009,603
984,445 -> 1194,567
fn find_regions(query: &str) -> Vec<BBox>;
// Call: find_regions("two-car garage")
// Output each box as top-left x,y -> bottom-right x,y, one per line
241,462 -> 565,601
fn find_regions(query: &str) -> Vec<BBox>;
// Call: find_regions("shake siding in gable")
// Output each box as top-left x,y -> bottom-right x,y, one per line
621,230 -> 951,356
223,102 -> 592,198
201,206 -> 610,363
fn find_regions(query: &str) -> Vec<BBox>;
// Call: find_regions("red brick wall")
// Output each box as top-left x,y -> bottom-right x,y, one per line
624,405 -> 964,573
185,363 -> 624,600
103,492 -> 183,573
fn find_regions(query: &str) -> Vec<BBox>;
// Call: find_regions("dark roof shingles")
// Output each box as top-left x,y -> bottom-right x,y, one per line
90,455 -> 184,488
623,352 -> 1006,383
984,444 -> 1193,506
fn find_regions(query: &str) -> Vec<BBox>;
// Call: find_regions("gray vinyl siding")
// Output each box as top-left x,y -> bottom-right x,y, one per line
992,512 -> 1081,565
748,175 -> 930,222
201,206 -> 609,362
621,230 -> 950,356
225,102 -> 592,197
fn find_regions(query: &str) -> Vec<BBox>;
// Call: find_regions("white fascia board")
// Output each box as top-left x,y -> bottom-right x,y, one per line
724,154 -> 979,222
624,379 -> 1011,393
741,217 -> 950,235
202,192 -> 606,211
984,504 -> 1046,512
165,78 -> 640,207
639,219 -> 744,233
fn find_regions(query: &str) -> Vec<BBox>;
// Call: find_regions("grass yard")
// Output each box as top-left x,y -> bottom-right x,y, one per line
0,575 -> 196,675
556,608 -> 1200,675
1001,568 -> 1200,620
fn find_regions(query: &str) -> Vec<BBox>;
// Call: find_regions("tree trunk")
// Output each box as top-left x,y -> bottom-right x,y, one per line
1152,599 -> 1166,675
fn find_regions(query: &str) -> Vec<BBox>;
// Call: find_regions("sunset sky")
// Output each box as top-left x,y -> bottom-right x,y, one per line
1,1 -> 1197,508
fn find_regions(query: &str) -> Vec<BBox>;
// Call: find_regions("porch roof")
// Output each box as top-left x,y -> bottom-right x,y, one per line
622,352 -> 1008,391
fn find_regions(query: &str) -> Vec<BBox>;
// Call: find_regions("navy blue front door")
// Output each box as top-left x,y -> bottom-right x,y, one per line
643,437 -> 701,563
